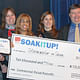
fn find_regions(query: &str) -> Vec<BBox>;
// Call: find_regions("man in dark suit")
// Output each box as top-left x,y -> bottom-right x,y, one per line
58,4 -> 80,42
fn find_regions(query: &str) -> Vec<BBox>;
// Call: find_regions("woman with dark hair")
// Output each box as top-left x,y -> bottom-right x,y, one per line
37,11 -> 58,39
0,7 -> 16,39
0,7 -> 16,80
15,13 -> 33,36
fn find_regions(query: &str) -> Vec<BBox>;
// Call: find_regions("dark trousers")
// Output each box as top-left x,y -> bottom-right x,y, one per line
2,73 -> 16,80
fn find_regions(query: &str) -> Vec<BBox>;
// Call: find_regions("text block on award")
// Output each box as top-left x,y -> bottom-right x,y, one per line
7,34 -> 80,80
0,38 -> 10,54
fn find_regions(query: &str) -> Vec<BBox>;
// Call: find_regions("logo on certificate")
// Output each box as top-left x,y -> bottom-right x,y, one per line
15,37 -> 21,42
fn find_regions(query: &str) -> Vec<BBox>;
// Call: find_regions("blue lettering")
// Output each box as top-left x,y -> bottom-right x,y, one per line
20,38 -> 58,50
56,44 -> 58,49
47,42 -> 51,48
51,43 -> 56,48
26,40 -> 30,45
35,41 -> 40,47
51,43 -> 58,49
31,40 -> 35,46
21,39 -> 25,44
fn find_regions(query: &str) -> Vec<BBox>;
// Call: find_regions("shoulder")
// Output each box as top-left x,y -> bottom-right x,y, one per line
59,24 -> 70,31
28,32 -> 35,36
31,32 -> 35,36
0,28 -> 8,38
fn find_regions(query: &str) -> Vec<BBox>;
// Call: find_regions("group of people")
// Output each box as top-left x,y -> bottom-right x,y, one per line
0,3 -> 80,80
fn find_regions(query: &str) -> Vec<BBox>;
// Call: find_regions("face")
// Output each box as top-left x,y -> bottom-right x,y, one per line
5,10 -> 16,25
20,17 -> 30,31
69,8 -> 80,24
43,14 -> 53,30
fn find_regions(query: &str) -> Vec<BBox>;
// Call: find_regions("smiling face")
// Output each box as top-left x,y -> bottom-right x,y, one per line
69,8 -> 80,24
43,14 -> 53,31
5,10 -> 16,25
16,13 -> 32,35
19,17 -> 30,31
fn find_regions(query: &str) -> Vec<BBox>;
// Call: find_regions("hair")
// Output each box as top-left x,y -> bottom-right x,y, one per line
69,4 -> 80,13
1,7 -> 16,29
16,13 -> 33,36
37,11 -> 58,38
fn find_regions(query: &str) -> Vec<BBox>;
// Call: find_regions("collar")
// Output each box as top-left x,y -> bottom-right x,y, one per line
5,24 -> 15,29
70,23 -> 80,29
44,26 -> 52,31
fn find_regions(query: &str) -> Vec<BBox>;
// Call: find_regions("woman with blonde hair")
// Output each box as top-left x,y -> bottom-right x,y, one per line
11,13 -> 34,80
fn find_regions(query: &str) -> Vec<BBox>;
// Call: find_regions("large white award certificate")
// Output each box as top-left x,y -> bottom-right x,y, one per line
0,38 -> 10,54
7,34 -> 80,80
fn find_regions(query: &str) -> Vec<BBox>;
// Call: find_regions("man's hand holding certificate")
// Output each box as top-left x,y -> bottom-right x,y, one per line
0,38 -> 10,54
7,34 -> 80,80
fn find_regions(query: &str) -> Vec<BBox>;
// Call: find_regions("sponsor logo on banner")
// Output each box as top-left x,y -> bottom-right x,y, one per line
15,37 -> 21,41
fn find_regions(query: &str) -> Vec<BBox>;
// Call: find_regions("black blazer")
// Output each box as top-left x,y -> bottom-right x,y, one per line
0,29 -> 8,39
58,24 -> 70,41
0,29 -> 8,66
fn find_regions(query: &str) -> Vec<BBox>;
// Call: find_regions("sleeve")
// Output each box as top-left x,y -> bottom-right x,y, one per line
57,27 -> 65,40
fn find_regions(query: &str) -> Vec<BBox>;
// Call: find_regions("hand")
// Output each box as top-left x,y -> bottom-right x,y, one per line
0,54 -> 5,61
1,64 -> 7,73
11,42 -> 14,48
39,34 -> 42,37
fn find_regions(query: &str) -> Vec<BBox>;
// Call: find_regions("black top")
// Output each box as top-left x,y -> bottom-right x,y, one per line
57,24 -> 70,41
0,29 -> 8,38
41,30 -> 56,39
0,28 -> 15,65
